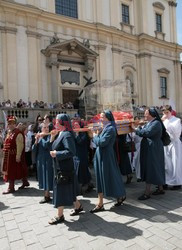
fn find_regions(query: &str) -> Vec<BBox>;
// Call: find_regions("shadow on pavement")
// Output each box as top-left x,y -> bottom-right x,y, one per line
0,201 -> 9,211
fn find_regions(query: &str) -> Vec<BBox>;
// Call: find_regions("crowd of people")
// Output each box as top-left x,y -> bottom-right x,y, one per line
0,99 -> 75,109
0,105 -> 182,225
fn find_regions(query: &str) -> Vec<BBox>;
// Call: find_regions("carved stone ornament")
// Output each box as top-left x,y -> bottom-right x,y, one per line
153,2 -> 165,10
168,1 -> 177,7
61,68 -> 80,85
157,68 -> 170,74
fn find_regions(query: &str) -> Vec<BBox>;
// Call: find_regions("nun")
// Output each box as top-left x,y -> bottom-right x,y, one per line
132,108 -> 165,200
90,110 -> 126,213
49,114 -> 82,225
32,123 -> 53,203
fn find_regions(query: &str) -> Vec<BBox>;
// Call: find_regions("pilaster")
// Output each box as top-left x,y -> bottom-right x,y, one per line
27,29 -> 42,101
137,52 -> 153,106
111,47 -> 122,80
1,26 -> 18,100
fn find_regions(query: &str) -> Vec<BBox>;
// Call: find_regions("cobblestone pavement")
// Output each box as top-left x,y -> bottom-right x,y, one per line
0,174 -> 182,250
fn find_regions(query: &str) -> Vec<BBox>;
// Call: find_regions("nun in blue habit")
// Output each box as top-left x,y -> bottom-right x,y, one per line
132,108 -> 165,200
90,110 -> 126,213
48,114 -> 83,225
32,123 -> 53,204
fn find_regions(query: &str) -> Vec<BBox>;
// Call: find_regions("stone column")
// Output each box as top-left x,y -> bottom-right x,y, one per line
173,60 -> 182,112
27,30 -> 42,101
50,53 -> 59,104
112,48 -> 122,80
137,53 -> 152,106
1,26 -> 18,100
168,1 -> 177,43
94,45 -> 107,108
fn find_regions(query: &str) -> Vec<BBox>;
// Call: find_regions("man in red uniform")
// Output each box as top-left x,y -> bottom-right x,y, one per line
2,116 -> 29,194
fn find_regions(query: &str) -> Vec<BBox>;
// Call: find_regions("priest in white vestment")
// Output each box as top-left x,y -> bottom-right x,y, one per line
162,105 -> 182,189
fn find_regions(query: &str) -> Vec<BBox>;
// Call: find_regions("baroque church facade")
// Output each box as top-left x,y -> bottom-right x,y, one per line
0,0 -> 182,112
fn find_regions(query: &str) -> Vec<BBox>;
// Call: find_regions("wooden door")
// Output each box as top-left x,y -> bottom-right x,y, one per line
62,89 -> 79,104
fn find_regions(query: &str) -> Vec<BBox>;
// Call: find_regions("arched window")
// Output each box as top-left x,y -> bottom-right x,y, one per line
55,0 -> 78,18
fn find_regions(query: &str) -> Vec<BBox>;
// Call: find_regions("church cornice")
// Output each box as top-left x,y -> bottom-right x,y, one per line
26,30 -> 41,38
0,26 -> 17,34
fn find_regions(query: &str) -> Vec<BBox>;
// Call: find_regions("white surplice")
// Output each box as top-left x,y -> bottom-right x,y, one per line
163,116 -> 182,185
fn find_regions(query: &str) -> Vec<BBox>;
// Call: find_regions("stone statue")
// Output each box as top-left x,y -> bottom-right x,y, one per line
83,39 -> 90,48
50,33 -> 60,45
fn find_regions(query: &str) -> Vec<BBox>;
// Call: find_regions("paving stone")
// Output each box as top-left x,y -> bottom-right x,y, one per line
37,232 -> 56,248
54,235 -> 74,249
22,230 -> 39,246
7,228 -> 22,243
167,237 -> 182,248
165,227 -> 182,239
147,235 -> 176,250
70,236 -> 93,250
148,226 -> 172,240
32,222 -> 47,235
2,213 -> 14,222
26,243 -> 44,250
0,218 -> 4,227
0,237 -> 10,250
10,239 -> 26,250
133,235 -> 155,249
18,221 -> 33,233
127,243 -> 145,250
0,227 -> 7,238
1,176 -> 182,250
14,214 -> 27,223
5,220 -> 18,231
27,215 -> 40,225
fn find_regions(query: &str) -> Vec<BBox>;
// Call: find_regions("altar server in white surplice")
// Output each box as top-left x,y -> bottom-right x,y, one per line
162,105 -> 182,189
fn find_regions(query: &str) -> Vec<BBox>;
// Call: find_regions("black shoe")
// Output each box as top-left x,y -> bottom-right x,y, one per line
138,194 -> 150,200
18,182 -> 30,190
39,197 -> 52,204
70,205 -> 83,216
48,215 -> 65,225
170,185 -> 181,190
114,197 -> 126,207
126,176 -> 133,184
90,205 -> 105,213
163,184 -> 168,190
137,178 -> 142,182
2,189 -> 15,194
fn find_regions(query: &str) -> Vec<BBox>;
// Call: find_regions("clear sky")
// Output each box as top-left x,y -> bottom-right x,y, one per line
177,0 -> 182,45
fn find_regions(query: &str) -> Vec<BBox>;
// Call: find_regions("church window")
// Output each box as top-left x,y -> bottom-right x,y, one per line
156,13 -> 162,32
55,0 -> 78,18
160,77 -> 167,98
122,4 -> 130,24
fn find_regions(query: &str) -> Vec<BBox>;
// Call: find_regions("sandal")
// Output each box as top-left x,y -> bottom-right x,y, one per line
152,189 -> 165,195
48,215 -> 65,225
70,205 -> 83,216
90,205 -> 105,213
114,196 -> 126,207
138,194 -> 151,200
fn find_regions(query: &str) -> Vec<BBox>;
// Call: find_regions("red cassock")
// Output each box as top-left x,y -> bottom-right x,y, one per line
2,128 -> 27,182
